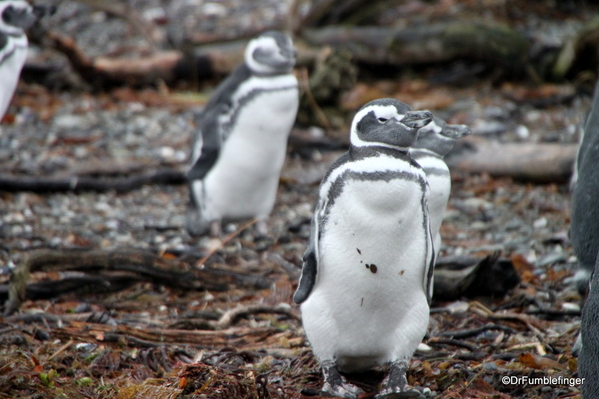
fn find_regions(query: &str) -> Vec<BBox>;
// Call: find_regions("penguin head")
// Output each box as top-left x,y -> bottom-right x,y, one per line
350,98 -> 432,151
0,1 -> 38,36
413,117 -> 471,156
245,31 -> 296,75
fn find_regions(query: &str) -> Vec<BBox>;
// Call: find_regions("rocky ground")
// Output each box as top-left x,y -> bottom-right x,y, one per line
0,0 -> 597,398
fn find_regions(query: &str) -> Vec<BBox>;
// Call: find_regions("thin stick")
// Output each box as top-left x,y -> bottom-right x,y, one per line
299,67 -> 331,130
196,218 -> 258,267
48,339 -> 74,360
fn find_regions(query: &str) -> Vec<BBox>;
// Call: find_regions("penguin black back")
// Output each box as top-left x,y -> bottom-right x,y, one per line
571,79 -> 599,295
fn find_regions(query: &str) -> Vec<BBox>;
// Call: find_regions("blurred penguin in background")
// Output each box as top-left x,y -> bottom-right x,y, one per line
0,1 -> 51,121
186,31 -> 299,237
409,116 -> 470,255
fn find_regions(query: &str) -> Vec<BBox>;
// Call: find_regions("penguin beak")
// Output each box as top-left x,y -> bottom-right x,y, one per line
442,124 -> 471,139
400,110 -> 433,129
280,46 -> 297,61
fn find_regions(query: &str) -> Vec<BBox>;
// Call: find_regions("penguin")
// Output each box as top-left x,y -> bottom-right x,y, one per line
0,1 -> 47,121
572,78 -> 599,397
294,98 -> 434,399
409,117 -> 471,255
570,78 -> 599,298
186,31 -> 299,236
579,261 -> 599,398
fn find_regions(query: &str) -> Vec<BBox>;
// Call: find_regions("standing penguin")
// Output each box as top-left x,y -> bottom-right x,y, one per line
186,31 -> 299,236
0,0 -> 46,121
572,79 -> 599,397
294,98 -> 434,399
410,117 -> 470,255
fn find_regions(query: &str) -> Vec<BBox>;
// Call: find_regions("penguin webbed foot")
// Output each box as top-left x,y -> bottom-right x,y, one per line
321,361 -> 364,399
375,361 -> 426,399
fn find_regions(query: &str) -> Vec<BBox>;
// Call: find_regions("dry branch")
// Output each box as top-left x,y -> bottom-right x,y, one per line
45,30 -> 229,87
211,304 -> 301,329
0,167 -> 186,193
52,321 -> 278,347
2,248 -> 272,315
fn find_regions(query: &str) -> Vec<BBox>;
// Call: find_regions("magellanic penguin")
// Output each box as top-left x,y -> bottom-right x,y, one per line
186,31 -> 299,236
294,98 -> 434,399
409,117 -> 471,255
0,1 -> 47,121
572,79 -> 599,397
571,78 -> 599,298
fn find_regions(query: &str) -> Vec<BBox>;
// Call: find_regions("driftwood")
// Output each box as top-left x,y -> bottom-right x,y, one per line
2,248 -> 273,316
446,136 -> 578,183
302,21 -> 529,71
44,31 -> 246,87
0,167 -> 185,193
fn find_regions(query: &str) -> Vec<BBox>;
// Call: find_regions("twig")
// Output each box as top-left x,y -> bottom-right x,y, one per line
427,338 -> 481,353
299,67 -> 331,130
211,304 -> 301,329
48,339 -> 74,360
196,219 -> 258,266
438,324 -> 516,339
266,252 -> 300,279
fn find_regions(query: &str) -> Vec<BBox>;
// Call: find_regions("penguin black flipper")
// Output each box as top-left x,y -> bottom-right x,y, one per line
294,153 -> 352,304
187,64 -> 252,181
294,248 -> 317,304
425,243 -> 435,305
293,199 -> 323,304
0,32 -> 7,57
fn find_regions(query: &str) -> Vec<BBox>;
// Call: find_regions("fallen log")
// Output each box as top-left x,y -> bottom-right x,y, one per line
302,21 -> 529,71
446,136 -> 577,183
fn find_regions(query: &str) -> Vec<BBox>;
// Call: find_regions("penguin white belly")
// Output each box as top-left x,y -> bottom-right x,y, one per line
301,175 -> 431,373
202,86 -> 299,220
0,37 -> 28,120
415,155 -> 450,251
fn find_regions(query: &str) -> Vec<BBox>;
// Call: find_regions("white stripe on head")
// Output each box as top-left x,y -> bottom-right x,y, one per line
350,103 -> 409,150
0,1 -> 32,36
245,32 -> 295,75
